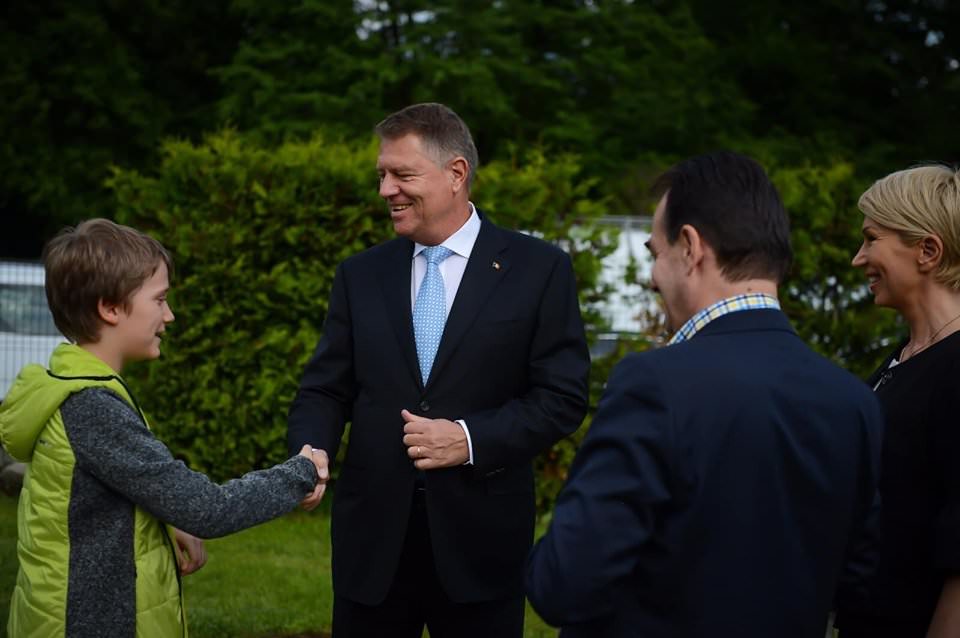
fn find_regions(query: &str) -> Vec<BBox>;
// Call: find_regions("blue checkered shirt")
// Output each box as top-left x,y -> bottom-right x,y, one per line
668,293 -> 781,346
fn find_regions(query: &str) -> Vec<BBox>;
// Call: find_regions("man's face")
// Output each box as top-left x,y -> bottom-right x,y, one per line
377,134 -> 459,245
647,194 -> 693,332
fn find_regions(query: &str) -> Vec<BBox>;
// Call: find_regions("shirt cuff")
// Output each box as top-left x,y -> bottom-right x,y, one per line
456,419 -> 474,465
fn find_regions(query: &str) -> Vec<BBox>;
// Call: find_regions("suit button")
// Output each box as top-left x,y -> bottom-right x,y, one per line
419,400 -> 430,412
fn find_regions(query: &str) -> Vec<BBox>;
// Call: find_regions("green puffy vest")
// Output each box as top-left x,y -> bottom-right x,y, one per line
0,344 -> 186,638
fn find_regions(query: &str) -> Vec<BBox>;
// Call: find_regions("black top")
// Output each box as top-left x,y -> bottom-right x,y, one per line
840,331 -> 960,636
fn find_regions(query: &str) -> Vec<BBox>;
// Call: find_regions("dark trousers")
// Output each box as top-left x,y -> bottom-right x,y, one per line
332,491 -> 525,638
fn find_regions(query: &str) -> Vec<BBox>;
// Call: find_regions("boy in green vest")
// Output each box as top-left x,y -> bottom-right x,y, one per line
0,218 -> 329,637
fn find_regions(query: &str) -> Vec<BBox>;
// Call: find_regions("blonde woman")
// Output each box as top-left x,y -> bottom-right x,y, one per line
839,164 -> 960,637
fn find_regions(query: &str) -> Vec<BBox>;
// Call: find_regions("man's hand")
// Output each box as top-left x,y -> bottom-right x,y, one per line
402,409 -> 469,469
173,528 -> 207,576
298,445 -> 329,511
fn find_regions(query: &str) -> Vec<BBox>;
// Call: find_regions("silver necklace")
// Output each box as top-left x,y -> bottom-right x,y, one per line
902,310 -> 960,361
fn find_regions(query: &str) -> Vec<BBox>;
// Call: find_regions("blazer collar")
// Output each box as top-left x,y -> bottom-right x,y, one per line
694,308 -> 797,339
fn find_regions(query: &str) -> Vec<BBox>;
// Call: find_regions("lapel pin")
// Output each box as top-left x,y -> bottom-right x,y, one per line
492,261 -> 501,270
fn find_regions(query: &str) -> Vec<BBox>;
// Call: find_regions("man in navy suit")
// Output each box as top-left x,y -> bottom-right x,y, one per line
288,103 -> 590,638
526,151 -> 883,638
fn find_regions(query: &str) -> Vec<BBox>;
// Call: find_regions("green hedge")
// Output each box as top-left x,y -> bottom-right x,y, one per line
110,130 -> 624,514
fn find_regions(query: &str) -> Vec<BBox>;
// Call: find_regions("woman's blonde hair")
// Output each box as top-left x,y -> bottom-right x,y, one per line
858,164 -> 960,290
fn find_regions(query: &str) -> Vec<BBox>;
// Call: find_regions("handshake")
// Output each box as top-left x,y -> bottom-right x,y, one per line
296,445 -> 330,511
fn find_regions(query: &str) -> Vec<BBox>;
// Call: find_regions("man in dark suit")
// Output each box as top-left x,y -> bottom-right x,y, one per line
288,103 -> 590,638
526,151 -> 884,638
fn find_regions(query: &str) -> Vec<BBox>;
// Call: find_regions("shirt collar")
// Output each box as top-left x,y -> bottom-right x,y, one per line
413,202 -> 481,259
668,293 -> 781,345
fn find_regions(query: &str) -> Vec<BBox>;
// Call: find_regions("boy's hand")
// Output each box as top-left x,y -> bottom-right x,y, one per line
298,445 -> 329,511
173,528 -> 208,575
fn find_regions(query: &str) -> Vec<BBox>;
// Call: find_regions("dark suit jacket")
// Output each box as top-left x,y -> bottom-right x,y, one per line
288,214 -> 590,605
526,309 -> 884,638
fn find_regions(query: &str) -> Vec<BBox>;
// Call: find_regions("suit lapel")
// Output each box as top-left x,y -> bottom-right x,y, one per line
428,218 -> 509,387
378,238 -> 423,388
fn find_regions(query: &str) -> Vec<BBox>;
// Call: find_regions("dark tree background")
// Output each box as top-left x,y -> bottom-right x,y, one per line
2,0 -> 957,373
4,0 -> 957,258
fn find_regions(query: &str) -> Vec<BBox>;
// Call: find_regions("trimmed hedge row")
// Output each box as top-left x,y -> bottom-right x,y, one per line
110,130 -> 627,514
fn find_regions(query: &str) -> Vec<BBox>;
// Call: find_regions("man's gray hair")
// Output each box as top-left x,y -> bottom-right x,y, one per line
375,103 -> 479,189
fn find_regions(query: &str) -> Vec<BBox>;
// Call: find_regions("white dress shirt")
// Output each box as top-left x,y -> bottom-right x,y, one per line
410,203 -> 481,464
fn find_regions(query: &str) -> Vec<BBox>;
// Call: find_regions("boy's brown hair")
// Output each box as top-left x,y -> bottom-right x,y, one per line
43,218 -> 172,344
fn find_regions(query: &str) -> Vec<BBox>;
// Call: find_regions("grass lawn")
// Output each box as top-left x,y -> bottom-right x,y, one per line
0,494 -> 557,637
0,496 -> 16,638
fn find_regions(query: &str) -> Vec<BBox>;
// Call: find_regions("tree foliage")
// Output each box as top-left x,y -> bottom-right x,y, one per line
5,0 -> 958,242
773,156 -> 902,377
110,131 -> 386,477
689,0 -> 960,168
0,0 -> 238,256
4,1 -> 957,504
216,1 -> 751,181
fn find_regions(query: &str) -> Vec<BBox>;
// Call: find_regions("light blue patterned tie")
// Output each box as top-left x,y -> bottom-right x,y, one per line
413,245 -> 454,384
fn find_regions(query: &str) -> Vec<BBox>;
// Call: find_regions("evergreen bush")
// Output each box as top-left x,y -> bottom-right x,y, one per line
110,131 -> 625,516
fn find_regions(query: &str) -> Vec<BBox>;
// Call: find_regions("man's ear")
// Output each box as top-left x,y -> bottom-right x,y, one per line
917,234 -> 944,273
447,156 -> 469,193
678,224 -> 705,272
97,299 -> 123,326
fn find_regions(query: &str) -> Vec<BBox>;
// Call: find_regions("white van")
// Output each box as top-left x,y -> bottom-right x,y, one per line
0,261 -> 65,399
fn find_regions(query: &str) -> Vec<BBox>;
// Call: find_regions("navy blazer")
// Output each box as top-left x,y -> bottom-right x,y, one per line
288,214 -> 590,605
526,309 -> 883,638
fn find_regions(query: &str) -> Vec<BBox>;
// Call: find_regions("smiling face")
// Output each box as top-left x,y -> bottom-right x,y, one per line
851,216 -> 923,311
376,133 -> 468,245
115,261 -> 175,365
